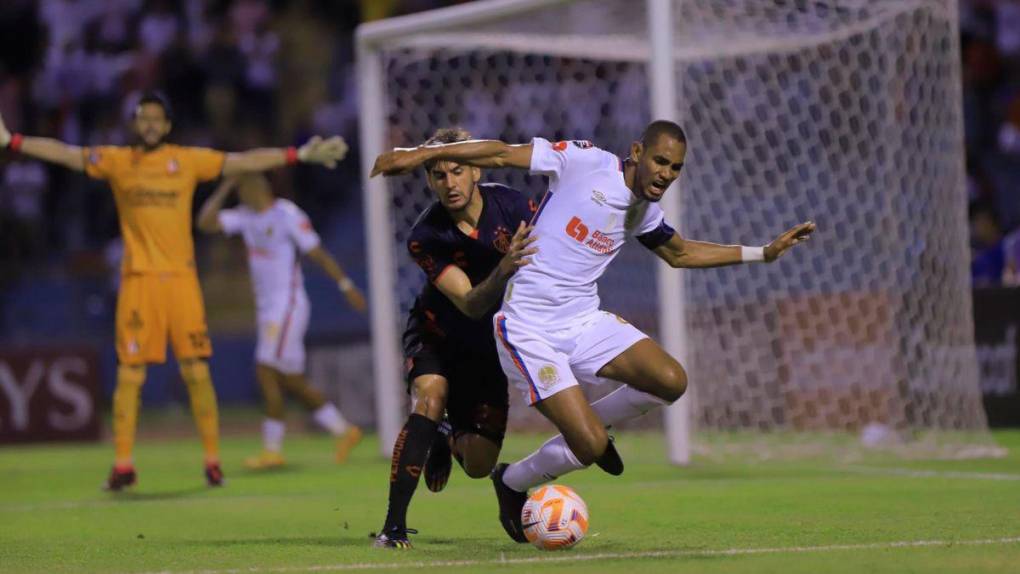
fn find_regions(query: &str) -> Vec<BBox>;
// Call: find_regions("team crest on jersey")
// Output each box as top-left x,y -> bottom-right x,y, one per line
167,158 -> 179,174
492,225 -> 512,254
590,189 -> 607,207
538,365 -> 560,389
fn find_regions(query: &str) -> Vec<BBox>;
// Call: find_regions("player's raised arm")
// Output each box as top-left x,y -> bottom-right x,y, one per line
371,140 -> 533,177
222,136 -> 349,176
432,222 -> 537,319
653,221 -> 816,268
304,247 -> 368,312
0,110 -> 86,171
196,177 -> 239,234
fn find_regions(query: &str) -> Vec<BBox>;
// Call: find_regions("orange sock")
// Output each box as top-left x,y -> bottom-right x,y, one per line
180,360 -> 220,464
113,365 -> 146,468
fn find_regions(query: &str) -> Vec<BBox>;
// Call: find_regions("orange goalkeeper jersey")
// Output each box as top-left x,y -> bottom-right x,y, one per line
83,144 -> 225,274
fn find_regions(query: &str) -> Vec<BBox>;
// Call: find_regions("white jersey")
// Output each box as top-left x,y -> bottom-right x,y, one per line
218,199 -> 321,315
501,137 -> 673,328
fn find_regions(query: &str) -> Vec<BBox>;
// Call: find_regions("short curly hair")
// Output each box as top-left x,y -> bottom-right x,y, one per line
423,127 -> 473,171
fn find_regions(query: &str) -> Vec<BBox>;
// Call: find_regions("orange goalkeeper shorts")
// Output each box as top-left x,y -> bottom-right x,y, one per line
115,271 -> 212,365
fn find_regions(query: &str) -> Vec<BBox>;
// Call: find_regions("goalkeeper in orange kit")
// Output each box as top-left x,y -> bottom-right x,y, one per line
0,93 -> 348,490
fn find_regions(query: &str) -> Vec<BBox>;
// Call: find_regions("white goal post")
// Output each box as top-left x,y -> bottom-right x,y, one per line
357,0 -> 994,462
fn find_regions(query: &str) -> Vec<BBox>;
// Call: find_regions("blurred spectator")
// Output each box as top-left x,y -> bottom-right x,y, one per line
1002,229 -> 1020,286
138,0 -> 182,57
0,158 -> 48,260
971,201 -> 1006,286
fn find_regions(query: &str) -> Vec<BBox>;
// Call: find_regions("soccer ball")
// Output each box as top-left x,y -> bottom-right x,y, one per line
521,484 -> 589,550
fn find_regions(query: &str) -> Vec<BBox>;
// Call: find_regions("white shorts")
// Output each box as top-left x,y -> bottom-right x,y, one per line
494,310 -> 649,405
255,295 -> 310,375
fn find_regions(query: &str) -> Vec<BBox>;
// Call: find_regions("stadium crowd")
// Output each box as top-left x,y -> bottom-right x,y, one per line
0,0 -> 468,339
962,0 -> 1020,285
2,0 -> 1020,341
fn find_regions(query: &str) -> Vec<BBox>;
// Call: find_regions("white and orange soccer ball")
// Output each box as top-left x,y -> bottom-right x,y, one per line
521,485 -> 589,550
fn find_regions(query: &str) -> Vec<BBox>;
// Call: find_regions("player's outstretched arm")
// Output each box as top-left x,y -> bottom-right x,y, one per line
222,136 -> 349,176
196,177 -> 238,234
370,140 -> 533,177
305,247 -> 367,312
654,221 -> 815,268
0,111 -> 85,171
433,222 -> 537,319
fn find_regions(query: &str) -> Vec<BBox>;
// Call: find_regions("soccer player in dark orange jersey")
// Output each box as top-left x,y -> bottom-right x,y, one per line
0,93 -> 347,490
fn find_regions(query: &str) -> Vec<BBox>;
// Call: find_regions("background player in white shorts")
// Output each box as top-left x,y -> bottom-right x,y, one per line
372,120 -> 815,542
198,173 -> 367,469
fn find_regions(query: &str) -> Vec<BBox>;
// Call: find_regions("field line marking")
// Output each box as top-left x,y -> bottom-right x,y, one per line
843,466 -> 1020,481
0,492 -> 327,513
131,536 -> 1020,574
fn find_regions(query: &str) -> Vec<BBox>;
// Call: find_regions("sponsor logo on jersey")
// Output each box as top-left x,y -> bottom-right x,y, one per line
566,216 -> 615,254
552,140 -> 593,153
166,158 -> 179,174
566,216 -> 589,242
126,187 -> 179,208
590,189 -> 607,207
127,310 -> 144,331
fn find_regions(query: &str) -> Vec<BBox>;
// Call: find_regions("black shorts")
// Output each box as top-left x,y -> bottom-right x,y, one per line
402,312 -> 509,445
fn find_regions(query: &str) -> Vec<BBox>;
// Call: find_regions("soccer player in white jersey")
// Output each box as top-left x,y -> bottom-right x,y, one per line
372,120 -> 815,541
197,173 -> 367,468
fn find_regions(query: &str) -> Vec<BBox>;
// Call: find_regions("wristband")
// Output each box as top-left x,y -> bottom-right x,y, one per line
741,245 -> 766,263
338,277 -> 354,292
9,133 -> 24,152
285,146 -> 299,166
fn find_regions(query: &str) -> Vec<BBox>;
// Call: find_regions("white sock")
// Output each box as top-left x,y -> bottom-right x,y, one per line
313,403 -> 349,436
263,418 -> 286,453
503,433 -> 584,492
502,386 -> 670,492
591,385 -> 670,429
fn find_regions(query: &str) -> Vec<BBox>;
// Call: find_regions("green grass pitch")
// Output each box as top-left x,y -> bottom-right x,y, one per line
2,422 -> 1019,573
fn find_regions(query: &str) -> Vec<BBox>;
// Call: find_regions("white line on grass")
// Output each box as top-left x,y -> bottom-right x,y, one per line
844,466 -> 1020,481
0,492 -> 327,513
133,536 -> 1020,574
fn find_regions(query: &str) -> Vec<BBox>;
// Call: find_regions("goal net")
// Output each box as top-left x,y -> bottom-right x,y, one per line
358,0 -> 1000,459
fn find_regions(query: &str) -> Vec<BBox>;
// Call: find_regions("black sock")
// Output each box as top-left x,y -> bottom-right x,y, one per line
383,413 -> 437,532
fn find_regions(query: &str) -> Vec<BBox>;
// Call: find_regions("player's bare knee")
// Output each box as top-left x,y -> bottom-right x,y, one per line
411,378 -> 448,421
656,362 -> 688,403
568,426 -> 608,466
462,457 -> 496,478
457,434 -> 500,477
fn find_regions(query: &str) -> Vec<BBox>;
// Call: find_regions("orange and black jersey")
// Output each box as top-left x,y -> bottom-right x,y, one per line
82,144 -> 225,274
406,183 -> 535,349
